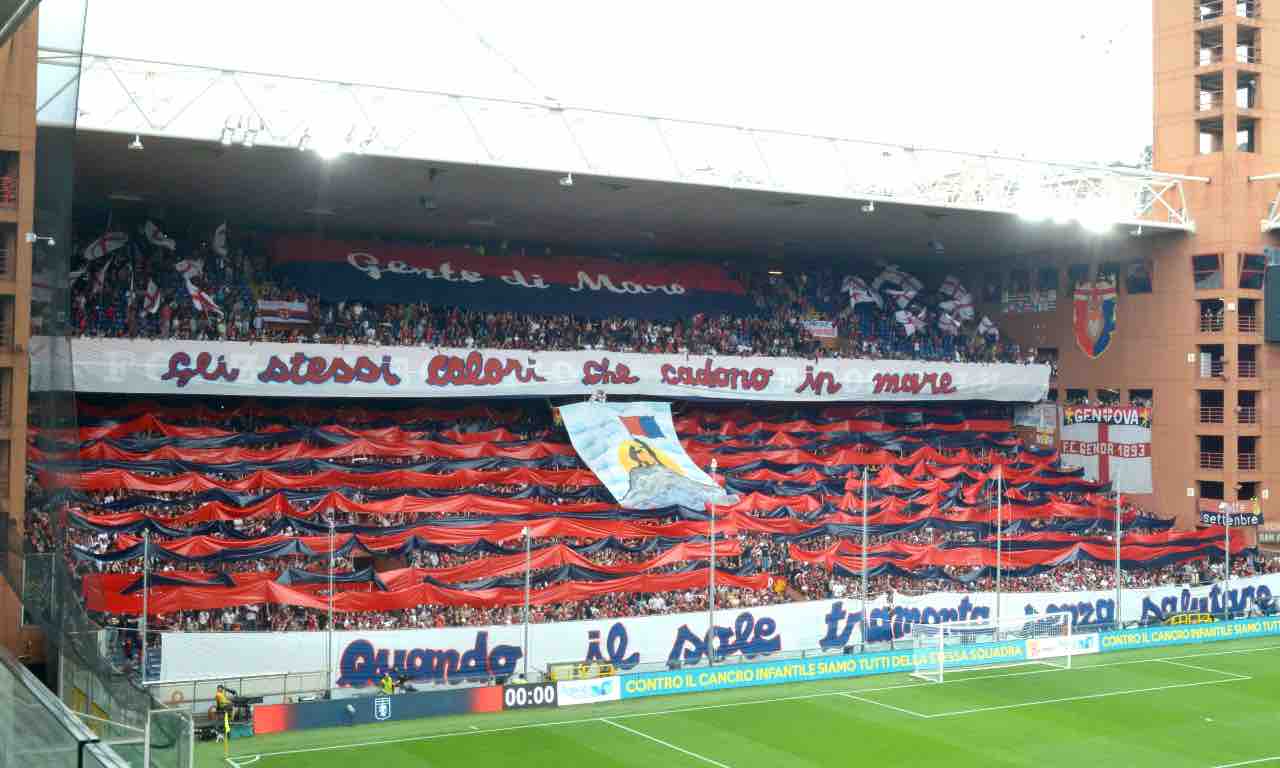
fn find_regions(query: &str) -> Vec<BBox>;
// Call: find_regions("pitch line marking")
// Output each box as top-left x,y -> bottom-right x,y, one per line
923,675 -> 1251,719
1211,757 -> 1280,768
601,717 -> 733,768
1158,659 -> 1252,680
837,692 -> 929,719
238,642 -> 1280,762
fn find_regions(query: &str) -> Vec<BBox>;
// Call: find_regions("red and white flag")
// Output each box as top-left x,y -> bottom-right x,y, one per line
895,309 -> 926,337
184,278 -> 223,316
82,231 -> 128,263
938,275 -> 975,320
144,279 -> 162,315
257,299 -> 311,325
841,276 -> 882,308
143,220 -> 176,251
978,315 -> 998,339
175,258 -> 203,280
938,312 -> 960,335
91,255 -> 114,295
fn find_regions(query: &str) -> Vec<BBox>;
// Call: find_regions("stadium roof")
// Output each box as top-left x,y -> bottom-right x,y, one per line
51,52 -> 1203,264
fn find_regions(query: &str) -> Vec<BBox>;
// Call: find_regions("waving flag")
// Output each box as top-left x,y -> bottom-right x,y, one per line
144,279 -> 162,315
184,278 -> 223,316
895,309 -> 926,337
978,315 -> 999,339
91,256 -> 113,295
82,232 -> 128,263
841,276 -> 882,308
175,259 -> 204,280
938,312 -> 960,335
938,275 -> 975,320
143,221 -> 176,251
213,222 -> 228,257
874,265 -> 923,309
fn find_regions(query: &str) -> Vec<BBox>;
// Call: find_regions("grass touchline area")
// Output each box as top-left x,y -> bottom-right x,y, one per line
208,638 -> 1280,768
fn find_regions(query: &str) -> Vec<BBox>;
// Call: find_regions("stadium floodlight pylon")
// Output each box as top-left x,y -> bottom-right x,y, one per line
909,613 -> 1074,683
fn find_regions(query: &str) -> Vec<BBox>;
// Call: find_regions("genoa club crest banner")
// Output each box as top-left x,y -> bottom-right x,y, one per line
1059,406 -> 1152,493
269,236 -> 754,321
559,401 -> 737,510
1072,278 -> 1117,359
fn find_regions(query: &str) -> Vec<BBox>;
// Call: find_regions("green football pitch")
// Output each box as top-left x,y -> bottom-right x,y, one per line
208,636 -> 1280,768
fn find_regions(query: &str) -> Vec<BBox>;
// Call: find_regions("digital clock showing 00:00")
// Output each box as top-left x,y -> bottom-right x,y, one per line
502,682 -> 558,710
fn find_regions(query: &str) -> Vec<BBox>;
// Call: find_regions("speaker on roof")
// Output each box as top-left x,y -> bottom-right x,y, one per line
1265,265 -> 1280,342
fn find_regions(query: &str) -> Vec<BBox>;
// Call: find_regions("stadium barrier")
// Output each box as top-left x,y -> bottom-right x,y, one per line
252,685 -> 502,734
615,615 -> 1280,700
154,576 -> 1280,687
226,615 -> 1280,735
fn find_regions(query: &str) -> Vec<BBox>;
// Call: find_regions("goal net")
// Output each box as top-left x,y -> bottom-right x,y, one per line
910,613 -> 1074,683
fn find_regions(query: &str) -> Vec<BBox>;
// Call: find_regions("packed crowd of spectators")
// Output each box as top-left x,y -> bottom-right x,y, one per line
66,230 -> 1034,364
27,397 -> 1277,655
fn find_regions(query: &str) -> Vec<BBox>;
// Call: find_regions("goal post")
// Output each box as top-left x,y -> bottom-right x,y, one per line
909,613 -> 1074,683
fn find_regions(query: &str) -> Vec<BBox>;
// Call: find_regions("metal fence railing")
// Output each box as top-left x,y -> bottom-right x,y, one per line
0,641 -> 132,767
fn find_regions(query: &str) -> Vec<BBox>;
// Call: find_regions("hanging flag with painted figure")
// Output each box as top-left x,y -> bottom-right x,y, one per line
1072,277 -> 1117,358
559,401 -> 737,510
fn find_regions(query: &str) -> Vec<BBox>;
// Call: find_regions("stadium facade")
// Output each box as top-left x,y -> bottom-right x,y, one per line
0,0 -> 1276,663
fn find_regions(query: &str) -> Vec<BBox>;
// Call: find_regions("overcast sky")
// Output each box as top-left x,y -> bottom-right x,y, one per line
77,0 -> 1152,165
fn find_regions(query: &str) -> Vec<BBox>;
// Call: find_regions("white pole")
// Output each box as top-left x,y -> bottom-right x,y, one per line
1114,488 -> 1122,628
708,458 -> 718,666
141,530 -> 149,679
1224,504 -> 1232,620
327,517 -> 334,697
860,466 -> 869,649
995,466 -> 1003,628
523,526 -> 531,680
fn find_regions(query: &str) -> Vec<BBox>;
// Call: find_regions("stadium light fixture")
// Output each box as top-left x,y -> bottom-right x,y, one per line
861,201 -> 875,214
559,173 -> 575,187
297,131 -> 311,153
128,134 -> 144,151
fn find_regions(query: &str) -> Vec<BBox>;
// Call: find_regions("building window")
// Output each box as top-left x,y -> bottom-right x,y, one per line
1036,267 -> 1058,292
1238,116 -> 1259,152
1198,117 -> 1224,155
1097,388 -> 1121,406
1066,388 -> 1089,406
1127,260 -> 1153,294
1240,253 -> 1265,289
1129,388 -> 1153,408
1193,254 -> 1223,289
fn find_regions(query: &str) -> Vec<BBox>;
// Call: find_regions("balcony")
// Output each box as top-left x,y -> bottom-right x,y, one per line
1198,1 -> 1224,21
1239,406 -> 1258,424
1200,361 -> 1226,378
1239,360 -> 1259,378
1198,45 -> 1224,65
1198,91 -> 1226,112
1240,453 -> 1259,471
1238,45 -> 1263,64
1199,406 -> 1225,424
1239,315 -> 1259,333
1200,314 -> 1225,333
1200,451 -> 1225,470
0,174 -> 14,209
